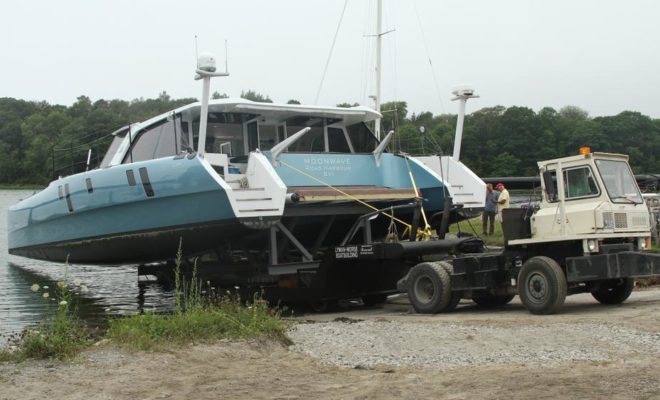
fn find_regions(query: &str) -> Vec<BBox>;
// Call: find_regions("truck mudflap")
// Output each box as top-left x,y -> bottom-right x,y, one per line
565,251 -> 660,282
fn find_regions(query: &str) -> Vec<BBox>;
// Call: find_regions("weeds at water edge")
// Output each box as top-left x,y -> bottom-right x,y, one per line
0,267 -> 91,361
107,243 -> 290,351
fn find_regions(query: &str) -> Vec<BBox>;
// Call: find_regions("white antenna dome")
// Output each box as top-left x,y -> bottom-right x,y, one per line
197,53 -> 217,72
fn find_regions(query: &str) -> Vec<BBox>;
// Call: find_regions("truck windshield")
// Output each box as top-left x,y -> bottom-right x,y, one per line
595,159 -> 643,204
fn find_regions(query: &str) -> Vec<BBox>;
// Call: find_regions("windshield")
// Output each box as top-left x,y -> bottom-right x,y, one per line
99,128 -> 128,168
595,159 -> 643,204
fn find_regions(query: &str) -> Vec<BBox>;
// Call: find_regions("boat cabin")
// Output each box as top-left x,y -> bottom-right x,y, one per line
100,99 -> 381,171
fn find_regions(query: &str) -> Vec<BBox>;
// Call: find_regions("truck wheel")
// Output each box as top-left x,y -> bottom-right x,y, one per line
518,256 -> 567,315
436,261 -> 461,311
472,293 -> 515,307
408,262 -> 452,314
591,278 -> 634,305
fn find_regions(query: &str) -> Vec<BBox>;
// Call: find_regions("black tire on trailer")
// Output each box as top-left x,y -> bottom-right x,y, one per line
518,256 -> 567,315
309,300 -> 338,313
472,293 -> 516,307
361,293 -> 388,307
407,262 -> 452,314
435,261 -> 461,311
591,278 -> 635,305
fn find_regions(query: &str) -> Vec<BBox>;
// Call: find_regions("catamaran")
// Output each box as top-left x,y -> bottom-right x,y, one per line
8,54 -> 454,270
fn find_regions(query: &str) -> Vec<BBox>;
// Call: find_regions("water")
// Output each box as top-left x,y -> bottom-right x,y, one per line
0,190 -> 175,345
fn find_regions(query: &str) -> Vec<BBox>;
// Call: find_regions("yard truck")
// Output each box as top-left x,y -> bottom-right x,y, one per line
396,148 -> 660,314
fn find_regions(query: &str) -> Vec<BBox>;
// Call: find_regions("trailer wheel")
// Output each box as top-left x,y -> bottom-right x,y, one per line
361,294 -> 388,306
591,278 -> 634,305
472,293 -> 515,307
436,261 -> 461,311
408,262 -> 452,313
518,256 -> 567,315
309,300 -> 338,313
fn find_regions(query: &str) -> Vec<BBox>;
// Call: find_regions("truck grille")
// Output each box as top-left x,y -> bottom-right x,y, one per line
614,213 -> 627,228
603,212 -> 614,229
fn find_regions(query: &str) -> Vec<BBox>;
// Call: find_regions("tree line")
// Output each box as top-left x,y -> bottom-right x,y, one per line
0,92 -> 657,185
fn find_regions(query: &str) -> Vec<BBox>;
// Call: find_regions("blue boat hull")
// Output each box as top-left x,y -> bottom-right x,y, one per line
8,155 -> 241,264
8,152 -> 449,264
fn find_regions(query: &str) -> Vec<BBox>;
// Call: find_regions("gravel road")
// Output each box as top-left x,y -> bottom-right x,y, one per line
2,289 -> 660,399
289,290 -> 660,370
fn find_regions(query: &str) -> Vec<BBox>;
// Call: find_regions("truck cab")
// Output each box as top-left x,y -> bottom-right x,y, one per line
507,150 -> 652,253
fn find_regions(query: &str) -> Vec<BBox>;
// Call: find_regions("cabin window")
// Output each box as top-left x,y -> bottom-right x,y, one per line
563,167 -> 599,199
201,122 -> 244,156
124,119 -> 177,163
100,128 -> 128,168
327,127 -> 350,153
288,122 -> 325,152
246,120 -> 259,152
259,125 -> 278,150
346,122 -> 378,153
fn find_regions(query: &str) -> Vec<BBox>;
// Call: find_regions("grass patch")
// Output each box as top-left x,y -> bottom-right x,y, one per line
0,183 -> 44,190
107,295 -> 289,351
0,284 -> 90,361
450,217 -> 505,247
107,245 -> 289,351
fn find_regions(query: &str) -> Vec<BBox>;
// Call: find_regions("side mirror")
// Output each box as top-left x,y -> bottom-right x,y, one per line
542,170 -> 557,201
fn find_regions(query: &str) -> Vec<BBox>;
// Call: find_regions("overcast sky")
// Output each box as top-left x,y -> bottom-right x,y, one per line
2,0 -> 659,118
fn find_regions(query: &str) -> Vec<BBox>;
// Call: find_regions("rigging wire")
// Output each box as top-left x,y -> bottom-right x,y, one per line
413,0 -> 446,114
314,0 -> 349,105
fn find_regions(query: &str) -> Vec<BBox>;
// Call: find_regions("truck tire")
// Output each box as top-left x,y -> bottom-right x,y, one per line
518,256 -> 567,315
591,278 -> 634,305
436,261 -> 461,311
407,262 -> 452,314
472,293 -> 515,307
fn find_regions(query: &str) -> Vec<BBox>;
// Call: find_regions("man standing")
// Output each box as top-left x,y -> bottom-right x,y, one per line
482,184 -> 499,236
495,182 -> 510,224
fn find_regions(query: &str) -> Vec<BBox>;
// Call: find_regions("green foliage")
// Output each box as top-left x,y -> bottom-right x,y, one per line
0,94 -> 197,184
212,91 -> 229,99
1,280 -> 90,361
449,217 -> 504,247
391,104 -> 659,177
107,244 -> 289,351
287,99 -> 301,104
0,93 -> 658,184
107,295 -> 290,351
240,90 -> 272,103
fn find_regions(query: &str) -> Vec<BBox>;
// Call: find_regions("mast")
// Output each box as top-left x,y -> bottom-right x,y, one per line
450,86 -> 479,161
371,0 -> 394,142
374,0 -> 383,141
195,53 -> 229,156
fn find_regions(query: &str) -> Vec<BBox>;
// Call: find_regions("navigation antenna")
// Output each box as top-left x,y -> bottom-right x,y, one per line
194,38 -> 230,156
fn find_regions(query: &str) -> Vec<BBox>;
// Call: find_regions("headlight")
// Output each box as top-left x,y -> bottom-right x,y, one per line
638,237 -> 650,250
587,239 -> 598,252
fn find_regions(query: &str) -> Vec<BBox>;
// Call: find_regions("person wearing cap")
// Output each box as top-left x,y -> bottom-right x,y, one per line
495,182 -> 510,223
482,183 -> 499,236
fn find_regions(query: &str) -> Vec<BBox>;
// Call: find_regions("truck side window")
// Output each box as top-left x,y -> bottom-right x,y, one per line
563,167 -> 599,199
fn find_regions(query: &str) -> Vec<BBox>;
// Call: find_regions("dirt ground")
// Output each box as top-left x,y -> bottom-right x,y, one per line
2,289 -> 660,400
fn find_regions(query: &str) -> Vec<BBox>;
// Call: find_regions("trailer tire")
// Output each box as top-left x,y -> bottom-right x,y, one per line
408,262 -> 452,314
518,256 -> 567,315
436,261 -> 461,311
361,294 -> 388,306
472,293 -> 515,307
591,278 -> 634,305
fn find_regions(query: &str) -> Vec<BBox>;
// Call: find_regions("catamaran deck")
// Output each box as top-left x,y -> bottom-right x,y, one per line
287,186 -> 418,202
